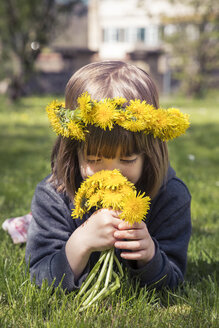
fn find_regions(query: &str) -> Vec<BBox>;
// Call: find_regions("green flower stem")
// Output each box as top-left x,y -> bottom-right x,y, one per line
76,252 -> 107,308
76,248 -> 124,311
78,281 -> 96,306
82,250 -> 111,307
104,248 -> 114,288
99,272 -> 121,302
77,283 -> 96,310
79,250 -> 111,306
80,272 -> 121,311
76,251 -> 107,298
113,253 -> 124,278
86,286 -> 108,308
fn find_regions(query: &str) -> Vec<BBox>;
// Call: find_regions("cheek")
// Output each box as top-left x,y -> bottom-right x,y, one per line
119,168 -> 138,184
79,164 -> 97,180
123,162 -> 143,184
79,164 -> 91,180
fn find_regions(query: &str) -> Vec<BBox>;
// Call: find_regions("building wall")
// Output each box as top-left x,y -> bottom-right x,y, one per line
87,0 -> 193,92
30,0 -> 194,94
88,0 -> 191,57
88,0 -> 162,59
87,0 -> 167,91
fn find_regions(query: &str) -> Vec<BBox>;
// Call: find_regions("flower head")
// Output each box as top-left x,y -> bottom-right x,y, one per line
77,92 -> 93,124
72,170 -> 150,224
101,189 -> 125,210
113,97 -> 127,107
118,100 -> 155,132
67,121 -> 86,141
91,169 -> 134,190
152,108 -> 190,141
72,193 -> 88,219
119,191 -> 151,225
87,191 -> 103,210
92,99 -> 118,130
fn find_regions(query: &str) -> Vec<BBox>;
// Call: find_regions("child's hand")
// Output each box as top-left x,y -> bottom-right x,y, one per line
77,208 -> 121,253
66,209 -> 121,278
114,221 -> 155,268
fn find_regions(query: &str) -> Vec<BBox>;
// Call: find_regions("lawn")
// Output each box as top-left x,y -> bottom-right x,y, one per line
0,93 -> 218,327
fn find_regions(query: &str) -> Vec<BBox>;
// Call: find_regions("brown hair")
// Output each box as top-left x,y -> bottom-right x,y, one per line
50,61 -> 169,200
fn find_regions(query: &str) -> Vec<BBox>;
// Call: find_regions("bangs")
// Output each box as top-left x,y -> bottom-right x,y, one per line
79,125 -> 145,158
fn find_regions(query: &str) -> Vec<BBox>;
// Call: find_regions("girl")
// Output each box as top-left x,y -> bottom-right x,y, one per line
25,60 -> 191,291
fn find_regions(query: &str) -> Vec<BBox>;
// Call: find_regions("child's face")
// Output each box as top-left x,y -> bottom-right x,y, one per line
78,148 -> 144,184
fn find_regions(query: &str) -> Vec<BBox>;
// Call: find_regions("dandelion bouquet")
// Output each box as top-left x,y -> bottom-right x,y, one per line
72,169 -> 151,310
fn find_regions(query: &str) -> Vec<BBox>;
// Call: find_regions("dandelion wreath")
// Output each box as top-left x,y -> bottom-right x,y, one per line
72,169 -> 151,310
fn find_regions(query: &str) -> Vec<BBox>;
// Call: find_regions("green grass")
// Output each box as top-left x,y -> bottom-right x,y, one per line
0,93 -> 218,327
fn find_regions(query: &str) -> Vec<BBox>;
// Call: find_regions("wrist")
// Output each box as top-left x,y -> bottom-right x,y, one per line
71,227 -> 92,258
65,229 -> 92,279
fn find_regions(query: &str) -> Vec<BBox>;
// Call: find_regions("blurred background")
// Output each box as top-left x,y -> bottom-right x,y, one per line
0,0 -> 218,101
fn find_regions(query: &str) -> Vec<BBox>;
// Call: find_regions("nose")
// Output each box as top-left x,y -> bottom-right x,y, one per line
102,158 -> 118,171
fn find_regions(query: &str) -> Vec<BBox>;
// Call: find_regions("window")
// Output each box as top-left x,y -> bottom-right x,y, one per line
137,28 -> 146,42
147,25 -> 159,45
125,27 -> 147,43
102,28 -> 125,42
102,26 -> 159,45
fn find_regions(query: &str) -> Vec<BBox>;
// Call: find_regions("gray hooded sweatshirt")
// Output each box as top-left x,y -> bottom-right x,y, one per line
25,167 -> 191,291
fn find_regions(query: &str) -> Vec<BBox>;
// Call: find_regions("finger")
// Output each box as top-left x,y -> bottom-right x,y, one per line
120,250 -> 145,261
95,208 -> 122,227
112,209 -> 122,217
114,240 -> 145,251
114,229 -> 144,240
111,217 -> 123,228
118,221 -> 143,230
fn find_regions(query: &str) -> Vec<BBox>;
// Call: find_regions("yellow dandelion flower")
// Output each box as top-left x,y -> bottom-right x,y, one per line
93,100 -> 118,130
73,184 -> 87,203
72,169 -> 151,222
72,180 -> 94,218
86,191 -> 103,210
83,183 -> 99,200
152,108 -> 190,141
118,184 -> 135,196
67,121 -> 86,141
167,108 -> 190,139
96,169 -> 134,190
118,118 -> 147,132
72,206 -> 86,220
46,100 -> 66,136
46,100 -> 65,112
72,192 -> 88,219
101,190 -> 125,210
119,192 -> 151,225
77,92 -> 94,124
152,109 -> 172,140
112,97 -> 127,107
117,100 -> 155,132
126,100 -> 149,115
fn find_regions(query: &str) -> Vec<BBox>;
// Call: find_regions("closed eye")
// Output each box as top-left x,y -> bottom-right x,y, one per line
86,159 -> 101,164
120,158 -> 137,164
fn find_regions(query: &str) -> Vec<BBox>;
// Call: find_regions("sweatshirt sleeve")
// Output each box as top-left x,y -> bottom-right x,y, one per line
25,178 -> 91,291
126,177 -> 192,290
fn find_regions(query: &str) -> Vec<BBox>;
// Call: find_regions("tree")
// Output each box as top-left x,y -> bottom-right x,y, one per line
0,0 -> 81,100
162,0 -> 219,97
